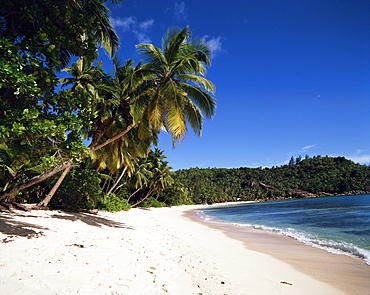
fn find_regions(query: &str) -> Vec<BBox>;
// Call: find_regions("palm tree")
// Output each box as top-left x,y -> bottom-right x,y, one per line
131,149 -> 174,207
0,27 -> 217,203
56,0 -> 123,63
38,56 -> 151,206
38,57 -> 110,207
126,158 -> 153,202
134,26 -> 216,145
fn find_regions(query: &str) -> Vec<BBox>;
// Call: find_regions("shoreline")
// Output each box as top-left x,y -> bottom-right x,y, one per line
0,205 -> 368,294
187,205 -> 370,294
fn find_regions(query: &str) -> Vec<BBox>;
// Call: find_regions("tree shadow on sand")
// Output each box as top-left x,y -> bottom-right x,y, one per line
0,211 -> 133,240
0,215 -> 49,238
50,212 -> 134,229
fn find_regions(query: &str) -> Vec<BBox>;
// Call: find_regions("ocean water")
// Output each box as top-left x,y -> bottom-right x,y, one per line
197,194 -> 370,265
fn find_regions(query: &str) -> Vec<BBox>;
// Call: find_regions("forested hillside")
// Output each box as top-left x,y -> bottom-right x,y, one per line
167,156 -> 370,204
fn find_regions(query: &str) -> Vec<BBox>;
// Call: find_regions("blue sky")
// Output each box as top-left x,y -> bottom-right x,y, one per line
103,0 -> 370,170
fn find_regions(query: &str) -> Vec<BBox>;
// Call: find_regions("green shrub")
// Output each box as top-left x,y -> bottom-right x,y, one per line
49,168 -> 102,212
139,197 -> 166,208
97,193 -> 131,212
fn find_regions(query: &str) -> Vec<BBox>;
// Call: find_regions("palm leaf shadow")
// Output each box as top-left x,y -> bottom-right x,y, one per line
50,212 -> 134,229
0,215 -> 49,238
0,212 -> 134,240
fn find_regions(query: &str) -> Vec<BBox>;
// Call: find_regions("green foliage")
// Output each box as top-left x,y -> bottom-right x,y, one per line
139,197 -> 166,208
1,0 -> 217,210
156,183 -> 194,206
97,193 -> 130,212
0,0 -> 123,201
48,168 -> 103,212
174,156 -> 370,204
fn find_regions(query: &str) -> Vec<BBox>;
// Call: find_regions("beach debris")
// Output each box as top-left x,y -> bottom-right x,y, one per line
1,236 -> 15,243
66,243 -> 85,248
87,210 -> 98,215
27,231 -> 44,239
280,281 -> 293,286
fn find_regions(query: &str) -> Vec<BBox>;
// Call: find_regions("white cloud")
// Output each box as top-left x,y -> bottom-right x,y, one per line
300,144 -> 317,153
110,16 -> 135,31
328,150 -> 370,165
202,36 -> 223,56
110,16 -> 154,44
134,31 -> 151,44
138,19 -> 154,30
173,2 -> 188,21
348,154 -> 370,164
354,149 -> 363,154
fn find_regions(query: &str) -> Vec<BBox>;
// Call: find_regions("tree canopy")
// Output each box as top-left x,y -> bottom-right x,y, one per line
0,1 -> 216,209
169,156 -> 370,204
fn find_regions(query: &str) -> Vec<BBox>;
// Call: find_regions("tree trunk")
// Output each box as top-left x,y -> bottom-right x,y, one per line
0,123 -> 135,202
0,160 -> 73,201
107,167 -> 127,195
127,188 -> 141,202
88,117 -> 113,149
112,182 -> 127,195
131,188 -> 154,208
3,180 -> 10,192
89,123 -> 134,153
38,164 -> 74,207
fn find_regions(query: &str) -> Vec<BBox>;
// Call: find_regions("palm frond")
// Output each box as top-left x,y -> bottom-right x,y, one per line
147,92 -> 165,133
136,44 -> 166,68
163,26 -> 190,65
177,74 -> 216,93
85,0 -> 120,56
183,99 -> 203,137
181,84 -> 216,119
186,38 -> 212,66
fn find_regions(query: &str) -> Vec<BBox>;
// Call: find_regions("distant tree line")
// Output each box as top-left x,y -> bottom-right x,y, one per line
164,156 -> 370,204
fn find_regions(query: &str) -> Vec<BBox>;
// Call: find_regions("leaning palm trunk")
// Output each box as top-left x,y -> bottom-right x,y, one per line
131,188 -> 154,208
127,188 -> 140,202
0,160 -> 73,202
88,117 -> 114,149
38,164 -> 74,207
106,167 -> 127,195
38,123 -> 135,207
0,124 -> 135,202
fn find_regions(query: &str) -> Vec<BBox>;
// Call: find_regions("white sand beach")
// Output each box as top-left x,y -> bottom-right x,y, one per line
0,205 -> 369,295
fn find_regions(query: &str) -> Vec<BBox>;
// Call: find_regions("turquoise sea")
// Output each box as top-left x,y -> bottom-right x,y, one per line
197,194 -> 370,265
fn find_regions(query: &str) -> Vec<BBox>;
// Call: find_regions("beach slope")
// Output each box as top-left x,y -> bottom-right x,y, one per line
0,206 -> 358,294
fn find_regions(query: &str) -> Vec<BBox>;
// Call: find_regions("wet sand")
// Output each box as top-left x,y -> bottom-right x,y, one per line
188,209 -> 370,294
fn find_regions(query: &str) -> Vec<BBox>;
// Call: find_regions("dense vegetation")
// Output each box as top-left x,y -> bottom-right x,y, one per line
0,1 -> 215,211
169,156 -> 370,204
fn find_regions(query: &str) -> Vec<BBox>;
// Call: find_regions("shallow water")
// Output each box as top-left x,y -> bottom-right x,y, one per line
197,194 -> 370,265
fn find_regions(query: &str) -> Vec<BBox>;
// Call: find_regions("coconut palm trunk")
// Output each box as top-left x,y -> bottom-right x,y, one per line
36,123 -> 135,207
38,164 -> 74,207
0,124 -> 134,202
131,188 -> 154,208
0,160 -> 74,202
106,167 -> 127,195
